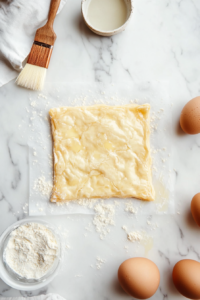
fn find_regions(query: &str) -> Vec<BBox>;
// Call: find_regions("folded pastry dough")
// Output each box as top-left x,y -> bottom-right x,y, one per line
49,105 -> 155,202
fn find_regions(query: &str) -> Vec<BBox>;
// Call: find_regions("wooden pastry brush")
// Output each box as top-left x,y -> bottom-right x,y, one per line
16,0 -> 61,91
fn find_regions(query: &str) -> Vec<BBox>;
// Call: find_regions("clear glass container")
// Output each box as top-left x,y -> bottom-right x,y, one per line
0,218 -> 62,290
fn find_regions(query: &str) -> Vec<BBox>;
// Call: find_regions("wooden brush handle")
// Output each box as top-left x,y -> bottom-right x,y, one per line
47,0 -> 61,27
34,0 -> 61,46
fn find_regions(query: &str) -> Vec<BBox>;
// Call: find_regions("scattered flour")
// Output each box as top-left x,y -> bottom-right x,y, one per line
147,220 -> 159,230
96,257 -> 106,270
22,203 -> 29,214
124,245 -> 128,253
77,198 -> 97,209
150,109 -> 164,132
33,176 -> 53,198
93,202 -> 115,239
125,229 -> 154,255
31,101 -> 36,107
38,93 -> 48,99
127,231 -> 143,242
125,201 -> 137,214
122,225 -> 127,231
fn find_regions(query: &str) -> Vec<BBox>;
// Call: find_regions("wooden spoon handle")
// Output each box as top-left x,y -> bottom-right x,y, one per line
47,0 -> 61,27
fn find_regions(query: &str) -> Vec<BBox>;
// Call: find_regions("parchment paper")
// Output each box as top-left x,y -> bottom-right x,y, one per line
29,81 -> 175,216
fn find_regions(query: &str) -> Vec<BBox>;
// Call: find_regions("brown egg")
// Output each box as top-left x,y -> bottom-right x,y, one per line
118,257 -> 160,299
173,259 -> 200,299
191,193 -> 200,226
180,96 -> 200,134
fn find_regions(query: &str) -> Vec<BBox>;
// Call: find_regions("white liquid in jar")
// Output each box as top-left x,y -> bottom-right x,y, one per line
87,0 -> 128,31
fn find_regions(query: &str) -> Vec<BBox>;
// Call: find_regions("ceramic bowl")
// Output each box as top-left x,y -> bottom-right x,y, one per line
81,0 -> 133,37
0,218 -> 62,291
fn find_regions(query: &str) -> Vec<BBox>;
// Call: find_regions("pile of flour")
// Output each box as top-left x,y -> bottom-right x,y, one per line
5,223 -> 58,279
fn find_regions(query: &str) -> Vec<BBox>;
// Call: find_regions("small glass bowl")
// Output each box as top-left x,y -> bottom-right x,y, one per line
0,218 -> 62,291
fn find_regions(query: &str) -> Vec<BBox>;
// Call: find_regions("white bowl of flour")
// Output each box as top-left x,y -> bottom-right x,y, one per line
0,219 -> 62,290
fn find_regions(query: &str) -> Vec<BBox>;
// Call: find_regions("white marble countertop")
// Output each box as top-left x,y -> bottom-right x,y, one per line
1,0 -> 200,299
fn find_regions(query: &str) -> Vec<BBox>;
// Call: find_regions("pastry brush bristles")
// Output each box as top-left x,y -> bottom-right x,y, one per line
16,64 -> 46,91
16,42 -> 53,91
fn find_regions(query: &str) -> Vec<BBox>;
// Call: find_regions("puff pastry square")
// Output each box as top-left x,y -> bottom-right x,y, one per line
49,105 -> 155,202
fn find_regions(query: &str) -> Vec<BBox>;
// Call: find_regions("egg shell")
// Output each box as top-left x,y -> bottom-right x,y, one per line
191,193 -> 200,226
118,257 -> 160,299
180,96 -> 200,134
173,259 -> 200,299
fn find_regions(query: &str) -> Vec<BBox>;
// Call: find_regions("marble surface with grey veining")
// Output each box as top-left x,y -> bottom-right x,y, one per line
1,0 -> 200,299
